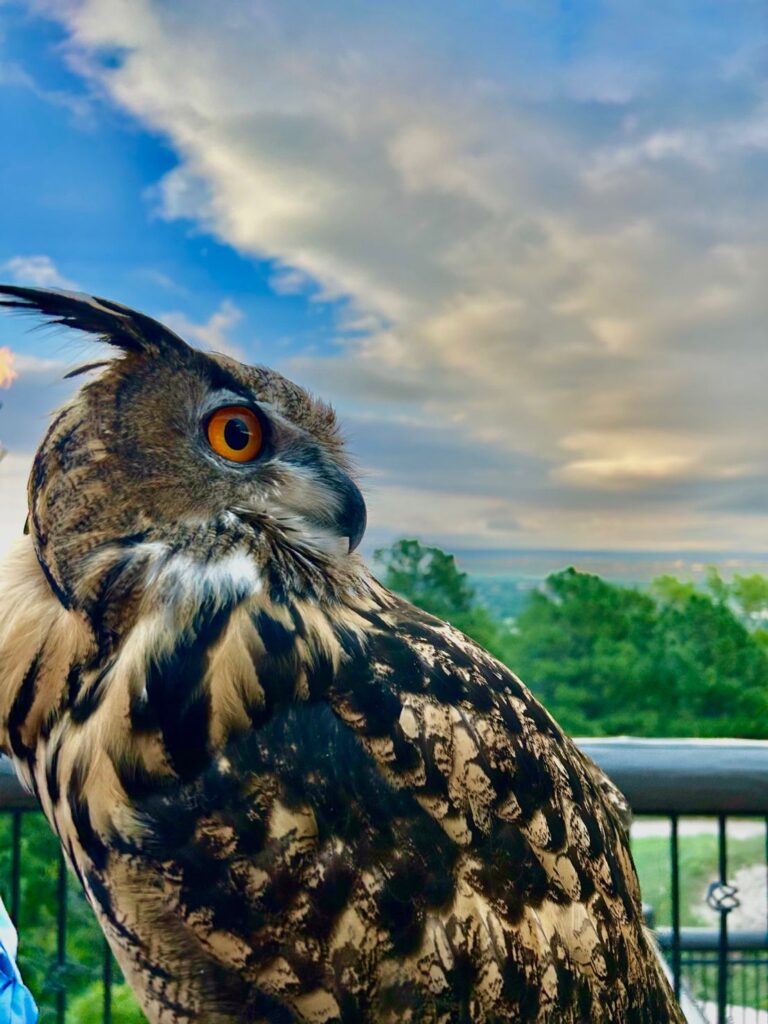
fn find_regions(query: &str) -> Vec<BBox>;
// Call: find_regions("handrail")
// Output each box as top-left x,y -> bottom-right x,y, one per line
656,929 -> 768,952
576,737 -> 768,815
0,757 -> 34,810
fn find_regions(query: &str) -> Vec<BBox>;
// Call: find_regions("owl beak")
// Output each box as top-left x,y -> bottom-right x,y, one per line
336,475 -> 367,553
234,465 -> 366,555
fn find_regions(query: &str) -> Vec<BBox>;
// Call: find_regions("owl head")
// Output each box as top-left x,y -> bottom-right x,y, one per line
0,286 -> 367,614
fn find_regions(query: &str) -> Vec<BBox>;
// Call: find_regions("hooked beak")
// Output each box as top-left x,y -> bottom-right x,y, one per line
233,468 -> 366,555
335,474 -> 367,553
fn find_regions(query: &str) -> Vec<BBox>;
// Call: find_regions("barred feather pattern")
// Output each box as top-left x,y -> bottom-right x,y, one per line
0,533 -> 684,1024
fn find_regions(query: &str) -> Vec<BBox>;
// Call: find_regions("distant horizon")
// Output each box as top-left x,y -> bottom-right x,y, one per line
451,545 -> 768,559
443,546 -> 768,583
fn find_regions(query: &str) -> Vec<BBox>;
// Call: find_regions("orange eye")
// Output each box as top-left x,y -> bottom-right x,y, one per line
206,406 -> 263,463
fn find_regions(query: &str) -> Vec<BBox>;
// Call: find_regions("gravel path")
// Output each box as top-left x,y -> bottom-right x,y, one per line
631,818 -> 766,840
699,1003 -> 768,1023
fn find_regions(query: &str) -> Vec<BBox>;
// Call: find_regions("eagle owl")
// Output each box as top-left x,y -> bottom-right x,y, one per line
0,286 -> 683,1024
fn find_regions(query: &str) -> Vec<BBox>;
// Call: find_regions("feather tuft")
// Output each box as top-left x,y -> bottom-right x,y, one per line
0,285 -> 190,356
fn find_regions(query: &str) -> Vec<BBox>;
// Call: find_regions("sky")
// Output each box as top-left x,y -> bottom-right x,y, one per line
0,1 -> 767,563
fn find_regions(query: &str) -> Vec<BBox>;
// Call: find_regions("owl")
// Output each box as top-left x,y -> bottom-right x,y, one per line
0,285 -> 683,1024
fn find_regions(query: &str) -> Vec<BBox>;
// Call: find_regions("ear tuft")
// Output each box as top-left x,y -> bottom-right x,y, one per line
0,285 -> 190,356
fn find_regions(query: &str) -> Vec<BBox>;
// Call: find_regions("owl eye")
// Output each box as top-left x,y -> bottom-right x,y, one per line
206,406 -> 263,463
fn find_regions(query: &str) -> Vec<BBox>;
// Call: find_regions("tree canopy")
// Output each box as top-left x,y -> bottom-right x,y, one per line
374,539 -> 768,739
373,538 -> 507,659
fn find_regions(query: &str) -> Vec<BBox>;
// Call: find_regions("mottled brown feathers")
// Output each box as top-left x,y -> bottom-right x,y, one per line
0,287 -> 683,1023
0,535 -> 683,1023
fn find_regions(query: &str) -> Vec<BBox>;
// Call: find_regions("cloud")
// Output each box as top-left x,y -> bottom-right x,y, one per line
3,255 -> 78,290
0,453 -> 31,560
0,349 -> 19,463
161,299 -> 244,358
555,454 -> 694,487
0,348 -> 17,388
0,56 -> 94,122
0,358 -> 74,454
132,268 -> 189,295
0,357 -> 75,531
18,0 -> 768,550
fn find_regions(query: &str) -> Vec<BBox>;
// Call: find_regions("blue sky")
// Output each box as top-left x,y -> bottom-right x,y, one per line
0,7 -> 341,357
1,1 -> 767,559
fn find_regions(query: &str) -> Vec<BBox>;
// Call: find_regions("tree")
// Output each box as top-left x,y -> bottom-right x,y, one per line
653,587 -> 768,736
729,572 -> 768,625
651,575 -> 697,606
506,569 -> 663,735
373,538 -> 509,660
507,568 -> 768,738
374,541 -> 768,739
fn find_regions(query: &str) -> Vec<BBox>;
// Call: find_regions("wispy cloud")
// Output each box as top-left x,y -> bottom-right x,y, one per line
0,453 -> 34,556
0,56 -> 94,122
162,299 -> 244,358
3,255 -> 78,290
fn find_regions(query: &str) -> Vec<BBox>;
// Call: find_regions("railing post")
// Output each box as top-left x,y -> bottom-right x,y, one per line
103,939 -> 112,1024
706,815 -> 739,1024
10,811 -> 22,926
56,848 -> 67,1024
669,814 -> 681,1000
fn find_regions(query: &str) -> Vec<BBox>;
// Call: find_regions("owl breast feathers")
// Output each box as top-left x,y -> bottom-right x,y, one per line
0,286 -> 684,1024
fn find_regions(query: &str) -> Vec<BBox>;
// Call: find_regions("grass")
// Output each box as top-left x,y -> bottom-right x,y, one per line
632,827 -> 768,1012
631,829 -> 766,928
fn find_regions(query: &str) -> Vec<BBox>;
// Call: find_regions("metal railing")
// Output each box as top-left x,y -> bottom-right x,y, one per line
1,759 -> 119,1023
2,740 -> 768,1023
579,739 -> 768,1024
656,930 -> 768,1018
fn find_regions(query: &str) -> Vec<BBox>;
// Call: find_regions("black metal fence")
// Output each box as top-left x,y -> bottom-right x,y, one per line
2,739 -> 768,1023
656,929 -> 768,1019
580,739 -> 768,1024
0,762 -> 119,1023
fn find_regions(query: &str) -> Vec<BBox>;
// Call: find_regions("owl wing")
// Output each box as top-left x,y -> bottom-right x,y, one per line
86,585 -> 681,1023
314,592 -> 682,1022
